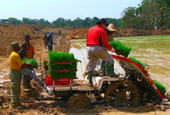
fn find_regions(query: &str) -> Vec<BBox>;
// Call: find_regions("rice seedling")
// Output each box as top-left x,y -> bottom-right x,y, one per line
109,40 -> 131,57
23,58 -> 38,68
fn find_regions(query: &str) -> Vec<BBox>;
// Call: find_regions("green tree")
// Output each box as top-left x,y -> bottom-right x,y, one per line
0,19 -> 8,24
72,17 -> 83,28
121,7 -> 139,28
52,17 -> 67,27
37,18 -> 51,26
0,16 -> 123,28
8,17 -> 22,25
22,17 -> 37,25
138,0 -> 170,30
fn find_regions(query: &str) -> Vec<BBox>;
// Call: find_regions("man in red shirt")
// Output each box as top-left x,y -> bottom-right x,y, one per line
86,18 -> 118,86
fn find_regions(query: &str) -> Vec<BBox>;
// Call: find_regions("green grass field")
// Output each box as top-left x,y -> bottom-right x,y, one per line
115,35 -> 170,54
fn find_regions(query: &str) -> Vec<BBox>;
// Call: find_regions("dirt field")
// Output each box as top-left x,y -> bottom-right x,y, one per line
67,27 -> 170,39
0,24 -> 170,115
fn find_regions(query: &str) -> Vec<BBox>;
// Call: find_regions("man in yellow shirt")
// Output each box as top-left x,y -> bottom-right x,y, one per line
9,42 -> 34,109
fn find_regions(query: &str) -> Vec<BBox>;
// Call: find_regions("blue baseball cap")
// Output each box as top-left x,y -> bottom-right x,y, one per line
50,31 -> 53,34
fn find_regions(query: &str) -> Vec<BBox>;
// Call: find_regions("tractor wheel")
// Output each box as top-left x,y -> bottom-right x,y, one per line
123,81 -> 140,106
104,80 -> 140,107
67,93 -> 91,109
61,95 -> 71,101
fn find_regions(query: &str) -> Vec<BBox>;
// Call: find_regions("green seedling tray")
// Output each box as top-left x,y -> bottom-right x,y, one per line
109,40 -> 131,57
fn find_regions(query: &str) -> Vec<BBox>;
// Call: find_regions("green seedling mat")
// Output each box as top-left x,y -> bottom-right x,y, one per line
49,51 -> 75,63
109,40 -> 131,57
129,57 -> 146,70
48,51 -> 77,79
152,80 -> 167,96
23,58 -> 38,68
43,60 -> 49,71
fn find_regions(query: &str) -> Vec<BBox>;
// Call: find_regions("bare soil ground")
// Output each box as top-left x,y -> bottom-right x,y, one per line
0,24 -> 170,115
67,27 -> 170,39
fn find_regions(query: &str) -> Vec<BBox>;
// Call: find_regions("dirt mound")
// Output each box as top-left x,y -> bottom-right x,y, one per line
27,24 -> 45,31
67,28 -> 88,39
0,24 -> 43,56
53,35 -> 70,52
67,93 -> 91,109
20,80 -> 43,101
67,27 -> 170,39
111,28 -> 170,37
114,28 -> 170,37
114,28 -> 151,37
20,24 -> 56,31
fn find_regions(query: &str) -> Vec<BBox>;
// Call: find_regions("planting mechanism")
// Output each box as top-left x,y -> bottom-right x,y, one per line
43,53 -> 165,107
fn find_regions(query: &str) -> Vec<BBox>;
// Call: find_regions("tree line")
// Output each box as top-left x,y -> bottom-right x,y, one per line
121,0 -> 170,30
0,17 -> 122,28
0,0 -> 169,30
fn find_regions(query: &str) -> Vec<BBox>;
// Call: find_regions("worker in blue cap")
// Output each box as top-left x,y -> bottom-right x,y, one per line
47,31 -> 53,51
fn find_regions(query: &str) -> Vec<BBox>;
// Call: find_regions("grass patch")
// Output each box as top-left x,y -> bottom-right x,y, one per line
114,35 -> 170,54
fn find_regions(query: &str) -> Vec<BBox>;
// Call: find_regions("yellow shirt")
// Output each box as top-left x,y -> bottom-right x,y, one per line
25,42 -> 35,59
9,51 -> 24,70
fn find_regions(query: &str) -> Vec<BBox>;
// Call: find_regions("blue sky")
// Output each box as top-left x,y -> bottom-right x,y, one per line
0,0 -> 142,22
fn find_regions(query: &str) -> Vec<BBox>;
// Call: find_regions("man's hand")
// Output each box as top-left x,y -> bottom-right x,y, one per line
115,51 -> 125,57
110,48 -> 115,52
104,47 -> 109,51
21,63 -> 34,69
33,66 -> 38,69
115,51 -> 121,55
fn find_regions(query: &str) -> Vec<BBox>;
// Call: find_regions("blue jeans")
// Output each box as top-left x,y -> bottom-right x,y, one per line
48,42 -> 53,51
20,68 -> 42,86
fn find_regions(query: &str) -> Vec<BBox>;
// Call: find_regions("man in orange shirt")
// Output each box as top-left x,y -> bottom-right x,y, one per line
24,34 -> 35,59
23,34 -> 35,90
9,42 -> 35,109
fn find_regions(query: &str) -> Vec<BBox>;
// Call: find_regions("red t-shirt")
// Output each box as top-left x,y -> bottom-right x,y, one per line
86,25 -> 112,50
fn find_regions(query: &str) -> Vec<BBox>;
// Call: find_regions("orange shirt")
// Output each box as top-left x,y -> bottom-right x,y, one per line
25,42 -> 35,59
9,51 -> 24,70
